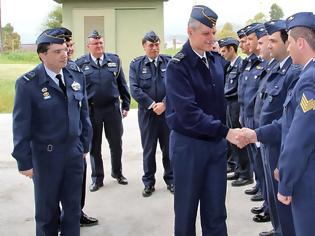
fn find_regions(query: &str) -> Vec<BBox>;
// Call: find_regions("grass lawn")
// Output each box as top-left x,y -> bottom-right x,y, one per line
0,64 -> 35,113
0,64 -> 139,113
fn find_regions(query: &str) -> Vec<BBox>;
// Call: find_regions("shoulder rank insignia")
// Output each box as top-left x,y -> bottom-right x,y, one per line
23,71 -> 36,81
256,65 -> 263,70
300,93 -> 315,113
171,52 -> 185,63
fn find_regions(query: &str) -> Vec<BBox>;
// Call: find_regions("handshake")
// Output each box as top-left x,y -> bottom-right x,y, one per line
226,128 -> 258,148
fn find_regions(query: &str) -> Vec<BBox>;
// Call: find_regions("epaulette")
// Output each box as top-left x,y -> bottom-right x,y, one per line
75,54 -> 90,66
160,54 -> 172,59
67,61 -> 82,73
22,70 -> 36,82
106,53 -> 119,61
131,56 -> 144,63
171,52 -> 185,63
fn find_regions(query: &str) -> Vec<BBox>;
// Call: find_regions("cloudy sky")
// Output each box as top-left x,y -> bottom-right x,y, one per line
1,0 -> 312,43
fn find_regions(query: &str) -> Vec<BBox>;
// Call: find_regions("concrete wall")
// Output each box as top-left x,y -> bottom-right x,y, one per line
59,0 -> 165,75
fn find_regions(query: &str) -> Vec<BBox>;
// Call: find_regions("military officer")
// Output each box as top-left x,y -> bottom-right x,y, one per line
232,23 -> 266,191
241,12 -> 315,236
218,37 -> 250,184
129,31 -> 173,197
255,19 -> 300,236
76,30 -> 131,191
166,5 -> 242,236
59,27 -> 98,227
12,28 -> 92,236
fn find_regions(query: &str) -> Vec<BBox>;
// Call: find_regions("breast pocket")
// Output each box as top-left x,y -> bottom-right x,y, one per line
139,73 -> 152,89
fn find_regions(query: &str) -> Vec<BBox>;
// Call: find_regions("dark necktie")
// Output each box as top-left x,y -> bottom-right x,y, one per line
201,57 -> 208,68
97,58 -> 101,67
151,59 -> 156,77
56,74 -> 66,95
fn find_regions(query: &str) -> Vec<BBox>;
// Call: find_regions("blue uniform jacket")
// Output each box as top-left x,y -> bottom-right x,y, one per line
76,53 -> 130,110
259,57 -> 301,127
12,63 -> 92,171
225,56 -> 243,100
256,60 -> 315,196
165,41 -> 229,141
129,54 -> 171,109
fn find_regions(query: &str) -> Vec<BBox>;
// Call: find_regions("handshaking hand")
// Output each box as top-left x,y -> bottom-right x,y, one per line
226,128 -> 258,148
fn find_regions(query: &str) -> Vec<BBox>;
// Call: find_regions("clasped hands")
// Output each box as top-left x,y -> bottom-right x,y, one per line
226,127 -> 257,148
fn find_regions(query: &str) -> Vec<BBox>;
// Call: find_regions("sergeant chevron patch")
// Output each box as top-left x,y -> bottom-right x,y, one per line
300,93 -> 315,113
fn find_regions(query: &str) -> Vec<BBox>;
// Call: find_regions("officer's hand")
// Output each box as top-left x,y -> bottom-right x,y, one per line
240,128 -> 257,145
122,110 -> 128,118
274,168 -> 279,182
20,169 -> 33,179
277,192 -> 292,205
153,102 -> 165,115
226,128 -> 247,148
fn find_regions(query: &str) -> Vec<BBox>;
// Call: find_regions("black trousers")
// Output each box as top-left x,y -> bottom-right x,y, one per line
226,99 -> 252,179
90,104 -> 124,184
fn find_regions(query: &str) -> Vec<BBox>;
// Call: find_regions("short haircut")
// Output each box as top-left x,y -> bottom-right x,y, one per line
279,30 -> 288,44
188,17 -> 202,30
226,44 -> 238,53
37,43 -> 50,54
290,27 -> 315,51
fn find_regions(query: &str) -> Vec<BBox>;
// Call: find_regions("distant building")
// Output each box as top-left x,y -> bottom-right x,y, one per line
53,0 -> 168,74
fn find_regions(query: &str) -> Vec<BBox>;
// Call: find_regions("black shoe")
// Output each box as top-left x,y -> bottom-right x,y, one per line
111,174 -> 128,185
167,184 -> 175,194
253,213 -> 271,223
259,229 -> 275,236
231,178 -> 254,187
245,186 -> 259,195
89,182 -> 103,192
227,166 -> 234,173
227,173 -> 239,181
251,205 -> 265,214
80,213 -> 98,227
142,186 -> 155,197
251,191 -> 264,201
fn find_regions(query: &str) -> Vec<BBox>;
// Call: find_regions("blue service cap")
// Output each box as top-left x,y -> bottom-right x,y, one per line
88,30 -> 102,39
190,5 -> 218,28
245,23 -> 267,39
264,20 -> 286,35
143,31 -> 160,43
286,12 -> 315,31
237,28 -> 246,39
218,37 -> 239,48
36,28 -> 66,45
57,27 -> 72,41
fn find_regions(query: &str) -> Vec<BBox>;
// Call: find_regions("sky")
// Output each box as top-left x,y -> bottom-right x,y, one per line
1,0 -> 313,43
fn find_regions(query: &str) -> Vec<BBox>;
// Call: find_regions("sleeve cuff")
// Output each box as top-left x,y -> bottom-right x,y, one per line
218,125 -> 230,138
17,159 -> 33,172
278,183 -> 293,196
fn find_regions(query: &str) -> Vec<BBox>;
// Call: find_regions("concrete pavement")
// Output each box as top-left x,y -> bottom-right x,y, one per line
0,111 -> 271,236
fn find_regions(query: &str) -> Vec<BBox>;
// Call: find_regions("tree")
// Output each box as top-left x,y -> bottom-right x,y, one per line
269,3 -> 284,20
42,5 -> 62,29
246,12 -> 268,25
217,22 -> 237,40
2,23 -> 20,51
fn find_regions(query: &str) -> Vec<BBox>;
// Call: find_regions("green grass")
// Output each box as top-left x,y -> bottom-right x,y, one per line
0,64 -> 35,113
0,52 -> 39,64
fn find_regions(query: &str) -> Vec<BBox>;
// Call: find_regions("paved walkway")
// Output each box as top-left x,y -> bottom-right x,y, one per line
0,111 -> 271,235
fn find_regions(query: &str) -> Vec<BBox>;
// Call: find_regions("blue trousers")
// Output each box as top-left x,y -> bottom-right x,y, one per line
169,131 -> 227,236
138,109 -> 173,187
32,140 -> 84,236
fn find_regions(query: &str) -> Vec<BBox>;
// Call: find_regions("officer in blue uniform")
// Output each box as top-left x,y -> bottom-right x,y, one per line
232,23 -> 267,191
166,5 -> 242,236
59,27 -> 98,227
255,19 -> 300,236
12,28 -> 92,236
129,31 -> 173,197
242,12 -> 315,236
218,37 -> 250,184
76,30 -> 131,191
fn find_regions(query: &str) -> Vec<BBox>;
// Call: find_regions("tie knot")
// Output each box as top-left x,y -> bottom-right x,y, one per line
56,74 -> 62,80
96,58 -> 101,66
